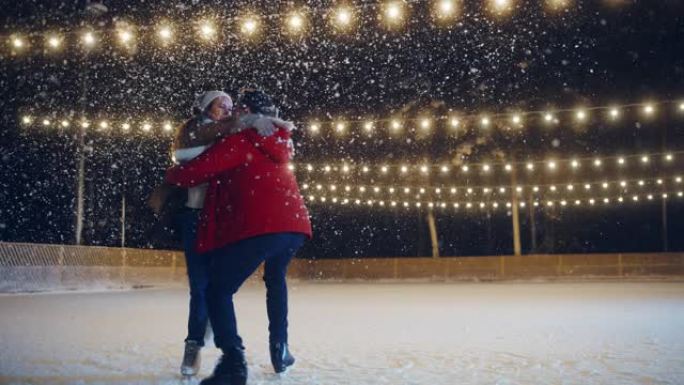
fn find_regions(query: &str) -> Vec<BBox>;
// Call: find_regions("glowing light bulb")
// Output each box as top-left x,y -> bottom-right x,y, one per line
440,165 -> 449,173
609,107 -> 620,119
449,117 -> 460,128
571,159 -> 579,168
504,164 -> 512,172
400,165 -> 408,174
643,104 -> 655,115
309,123 -> 320,133
335,7 -> 353,27
142,123 -> 152,132
82,32 -> 96,46
385,2 -> 404,22
665,154 -> 673,162
21,116 -> 32,124
511,114 -> 522,125
158,26 -> 173,42
547,161 -> 557,170
594,159 -> 602,167
482,164 -> 491,172
118,30 -> 133,44
81,121 -> 90,129
99,121 -> 109,129
288,13 -> 305,33
200,22 -> 217,39
163,122 -> 173,132
490,0 -> 512,13
617,157 -> 625,165
481,116 -> 490,127
364,121 -> 374,132
381,165 -> 389,173
42,119 -> 50,126
12,37 -> 24,48
391,119 -> 402,131
462,165 -> 469,173
47,35 -> 62,49
335,122 -> 346,133
420,165 -> 429,174
576,109 -> 587,121
544,112 -> 554,123
567,184 -> 574,191
526,163 -> 534,171
438,0 -> 456,16
641,155 -> 649,163
420,118 -> 431,130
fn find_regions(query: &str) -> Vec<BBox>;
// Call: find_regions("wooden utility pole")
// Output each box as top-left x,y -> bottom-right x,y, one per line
510,167 -> 522,256
427,210 -> 440,258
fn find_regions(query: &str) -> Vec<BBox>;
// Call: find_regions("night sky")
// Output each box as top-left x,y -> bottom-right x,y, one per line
1,0 -> 684,258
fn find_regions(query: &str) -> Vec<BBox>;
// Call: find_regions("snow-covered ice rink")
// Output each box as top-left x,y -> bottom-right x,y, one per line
1,281 -> 683,385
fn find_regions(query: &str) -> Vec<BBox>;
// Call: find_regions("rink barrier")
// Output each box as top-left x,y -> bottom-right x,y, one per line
0,242 -> 683,292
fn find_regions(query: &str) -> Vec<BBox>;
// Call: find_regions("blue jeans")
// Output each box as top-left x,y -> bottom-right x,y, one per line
177,208 -> 210,346
206,233 -> 306,350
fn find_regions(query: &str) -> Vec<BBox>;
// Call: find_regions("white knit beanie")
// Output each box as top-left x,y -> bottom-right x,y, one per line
192,90 -> 231,114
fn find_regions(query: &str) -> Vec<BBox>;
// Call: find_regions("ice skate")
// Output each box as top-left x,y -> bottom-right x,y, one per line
270,342 -> 295,374
180,340 -> 202,377
200,346 -> 247,385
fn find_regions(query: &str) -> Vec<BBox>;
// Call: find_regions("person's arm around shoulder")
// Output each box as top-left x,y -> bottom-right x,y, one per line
165,132 -> 256,187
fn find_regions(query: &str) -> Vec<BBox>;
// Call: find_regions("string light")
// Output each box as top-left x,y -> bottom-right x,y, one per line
546,0 -> 571,11
544,112 -> 554,124
47,35 -> 62,49
609,107 -> 620,120
489,0 -> 513,15
435,0 -> 458,20
11,36 -> 25,49
157,25 -> 173,42
142,123 -> 152,132
306,189 -> 684,212
643,103 -> 655,116
82,32 -> 96,46
200,21 -> 217,40
99,121 -> 109,129
287,12 -> 307,34
334,7 -> 353,28
384,2 -> 406,25
118,30 -> 134,45
575,109 -> 587,122
60,120 -> 69,128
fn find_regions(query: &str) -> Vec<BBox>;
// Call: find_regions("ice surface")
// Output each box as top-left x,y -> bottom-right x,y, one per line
1,281 -> 683,384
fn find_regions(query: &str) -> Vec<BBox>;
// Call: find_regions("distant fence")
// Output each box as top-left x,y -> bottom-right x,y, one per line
1,242 -> 683,292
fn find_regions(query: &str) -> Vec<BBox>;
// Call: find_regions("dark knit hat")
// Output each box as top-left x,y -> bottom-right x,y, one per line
238,87 -> 278,117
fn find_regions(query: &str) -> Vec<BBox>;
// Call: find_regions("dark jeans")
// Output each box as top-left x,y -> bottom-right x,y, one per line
206,233 -> 306,350
177,208 -> 211,346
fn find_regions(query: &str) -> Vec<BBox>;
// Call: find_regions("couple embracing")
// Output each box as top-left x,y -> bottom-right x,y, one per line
157,88 -> 312,385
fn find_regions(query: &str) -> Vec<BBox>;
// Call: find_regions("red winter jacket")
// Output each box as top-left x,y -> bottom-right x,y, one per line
165,128 -> 312,254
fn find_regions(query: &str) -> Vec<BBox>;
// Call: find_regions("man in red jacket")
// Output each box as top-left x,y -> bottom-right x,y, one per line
165,89 -> 312,385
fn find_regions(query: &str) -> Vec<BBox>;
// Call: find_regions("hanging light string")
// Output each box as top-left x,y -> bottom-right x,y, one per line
301,175 -> 684,201
17,98 -> 684,136
291,150 -> 682,176
2,0 -> 625,55
300,175 -> 684,199
304,190 -> 684,211
303,100 -> 684,136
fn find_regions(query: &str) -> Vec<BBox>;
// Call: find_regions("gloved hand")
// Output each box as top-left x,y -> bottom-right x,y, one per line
252,116 -> 278,137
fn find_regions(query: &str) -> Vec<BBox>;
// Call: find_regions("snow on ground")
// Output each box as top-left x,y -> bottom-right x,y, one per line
1,281 -> 683,385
